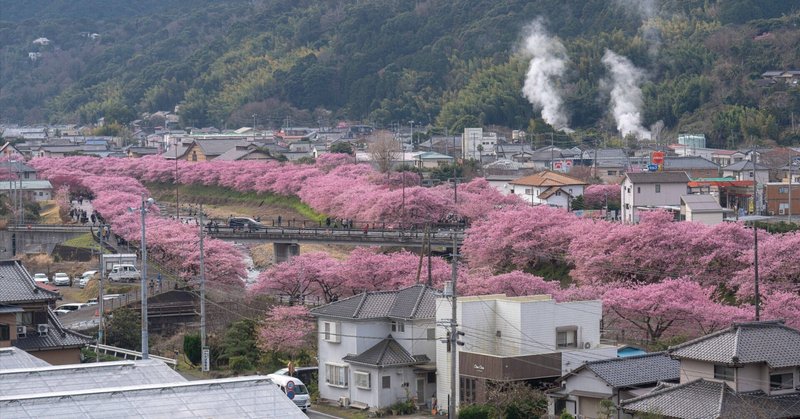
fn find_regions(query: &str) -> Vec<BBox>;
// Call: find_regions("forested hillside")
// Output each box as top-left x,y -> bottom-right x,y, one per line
2,0 -> 800,146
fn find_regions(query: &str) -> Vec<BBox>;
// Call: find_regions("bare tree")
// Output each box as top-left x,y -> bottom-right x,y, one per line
368,131 -> 400,173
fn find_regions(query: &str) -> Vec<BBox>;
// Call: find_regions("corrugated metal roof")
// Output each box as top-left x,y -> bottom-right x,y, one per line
0,347 -> 50,370
0,376 -> 306,418
625,171 -> 690,184
0,180 -> 52,191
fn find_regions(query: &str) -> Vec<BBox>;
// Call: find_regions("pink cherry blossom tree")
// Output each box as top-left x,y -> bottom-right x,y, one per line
257,305 -> 314,354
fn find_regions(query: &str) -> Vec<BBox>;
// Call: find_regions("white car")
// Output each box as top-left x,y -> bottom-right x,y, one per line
78,270 -> 98,288
54,303 -> 85,315
52,272 -> 70,286
33,273 -> 49,283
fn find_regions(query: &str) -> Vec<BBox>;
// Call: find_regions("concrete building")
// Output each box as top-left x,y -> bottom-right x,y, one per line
621,172 -> 691,223
435,294 -> 617,413
462,128 -> 496,161
764,182 -> 800,216
508,171 -> 587,208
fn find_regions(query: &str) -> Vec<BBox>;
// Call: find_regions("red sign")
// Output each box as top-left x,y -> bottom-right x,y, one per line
652,151 -> 665,165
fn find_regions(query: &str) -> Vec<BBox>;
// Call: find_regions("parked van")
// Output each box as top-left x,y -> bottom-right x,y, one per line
108,264 -> 141,282
266,374 -> 311,412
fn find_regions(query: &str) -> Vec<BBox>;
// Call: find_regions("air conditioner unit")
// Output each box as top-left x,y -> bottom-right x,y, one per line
780,208 -> 786,215
16,325 -> 27,338
37,324 -> 49,336
339,397 -> 350,408
583,342 -> 592,350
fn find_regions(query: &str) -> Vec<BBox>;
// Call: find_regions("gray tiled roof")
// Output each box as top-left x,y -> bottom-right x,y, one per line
0,261 -> 60,304
343,335 -> 429,367
13,308 -> 94,351
662,156 -> 719,170
0,348 -> 50,370
311,285 -> 438,321
723,160 -> 769,172
625,171 -> 690,184
621,378 -> 800,419
194,139 -> 245,156
574,352 -> 679,388
668,320 -> 800,369
0,359 -> 185,396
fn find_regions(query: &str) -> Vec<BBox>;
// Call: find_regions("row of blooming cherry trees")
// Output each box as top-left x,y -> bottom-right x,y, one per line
29,155 -> 800,342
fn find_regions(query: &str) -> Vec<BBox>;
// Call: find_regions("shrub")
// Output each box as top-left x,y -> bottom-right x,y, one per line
229,355 -> 253,373
458,404 -> 495,419
183,333 -> 201,365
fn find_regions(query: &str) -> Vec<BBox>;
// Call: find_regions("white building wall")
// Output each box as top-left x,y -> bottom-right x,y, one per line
735,364 -> 768,393
686,210 -> 723,225
679,358 -> 715,383
564,369 -> 613,396
622,178 -> 688,223
435,298 -> 458,415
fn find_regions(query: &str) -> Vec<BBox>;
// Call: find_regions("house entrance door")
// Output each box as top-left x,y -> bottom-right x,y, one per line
416,377 -> 425,404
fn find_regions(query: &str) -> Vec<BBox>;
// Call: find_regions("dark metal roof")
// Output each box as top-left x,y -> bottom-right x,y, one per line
668,320 -> 800,369
622,378 -> 800,419
625,171 -> 690,184
723,160 -> 769,172
343,335 -> 429,367
662,156 -> 719,170
0,261 -> 60,304
573,352 -> 679,388
311,285 -> 439,320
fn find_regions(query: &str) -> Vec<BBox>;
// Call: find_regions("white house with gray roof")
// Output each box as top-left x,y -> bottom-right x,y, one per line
310,284 -> 439,411
547,352 -> 679,418
622,320 -> 800,418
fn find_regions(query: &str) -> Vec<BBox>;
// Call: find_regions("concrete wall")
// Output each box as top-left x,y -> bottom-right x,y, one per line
0,229 -> 89,259
31,348 -> 82,365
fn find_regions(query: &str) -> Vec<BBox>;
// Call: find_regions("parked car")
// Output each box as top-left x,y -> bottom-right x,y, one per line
33,273 -> 49,283
272,366 -> 318,387
54,303 -> 85,315
228,217 -> 264,231
266,374 -> 311,412
78,270 -> 98,288
52,272 -> 71,286
108,264 -> 141,282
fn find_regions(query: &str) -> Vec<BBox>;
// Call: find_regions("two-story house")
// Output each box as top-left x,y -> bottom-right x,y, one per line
436,294 -> 618,413
0,260 -> 93,364
547,352 -> 680,418
311,285 -> 439,411
509,171 -> 587,208
621,320 -> 800,418
621,172 -> 690,223
722,160 -> 770,185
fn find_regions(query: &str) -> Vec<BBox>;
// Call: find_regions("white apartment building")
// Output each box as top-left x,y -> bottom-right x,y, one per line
462,128 -> 496,161
435,294 -> 617,414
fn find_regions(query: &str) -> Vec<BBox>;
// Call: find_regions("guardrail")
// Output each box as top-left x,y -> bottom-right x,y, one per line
91,343 -> 178,368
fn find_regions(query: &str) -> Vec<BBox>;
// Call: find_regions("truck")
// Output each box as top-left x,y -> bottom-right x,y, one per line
101,254 -> 137,273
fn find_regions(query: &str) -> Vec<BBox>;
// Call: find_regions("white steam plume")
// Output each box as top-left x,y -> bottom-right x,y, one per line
602,49 -> 651,140
521,20 -> 570,131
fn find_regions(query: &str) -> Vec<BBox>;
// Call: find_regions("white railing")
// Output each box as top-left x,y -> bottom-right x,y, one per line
91,343 -> 178,368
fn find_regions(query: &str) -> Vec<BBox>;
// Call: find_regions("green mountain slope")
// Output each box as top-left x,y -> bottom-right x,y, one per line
1,0 -> 799,146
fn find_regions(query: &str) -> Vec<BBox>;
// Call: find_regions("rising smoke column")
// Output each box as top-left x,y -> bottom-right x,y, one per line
521,20 -> 570,131
602,49 -> 651,140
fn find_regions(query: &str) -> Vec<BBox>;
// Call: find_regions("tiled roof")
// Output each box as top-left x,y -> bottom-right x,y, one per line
0,348 -> 50,370
0,261 -> 60,304
566,352 -> 679,388
343,335 -> 429,367
13,307 -> 94,351
662,156 -> 719,170
311,284 -> 438,321
723,160 -> 769,172
537,186 -> 571,200
625,171 -> 690,184
194,139 -> 245,156
621,378 -> 800,419
510,170 -> 587,187
668,320 -> 800,369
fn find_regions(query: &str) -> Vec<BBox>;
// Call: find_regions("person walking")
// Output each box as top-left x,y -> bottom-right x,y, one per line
277,215 -> 282,226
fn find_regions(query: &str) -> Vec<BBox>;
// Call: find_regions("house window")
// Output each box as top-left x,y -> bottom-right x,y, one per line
427,328 -> 435,340
556,327 -> 578,349
322,321 -> 340,343
391,321 -> 405,333
354,371 -> 371,390
525,188 -> 533,195
325,363 -> 349,387
15,312 -> 33,326
556,191 -> 561,196
460,378 -> 477,403
191,151 -> 198,161
427,372 -> 436,384
382,375 -> 391,389
770,373 -> 794,391
655,184 -> 661,193
637,186 -> 641,194
748,172 -> 753,178
608,170 -> 616,176
0,324 -> 9,341
780,187 -> 789,194
713,364 -> 735,381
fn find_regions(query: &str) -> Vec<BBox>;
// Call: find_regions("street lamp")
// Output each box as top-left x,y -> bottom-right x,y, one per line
129,195 -> 155,359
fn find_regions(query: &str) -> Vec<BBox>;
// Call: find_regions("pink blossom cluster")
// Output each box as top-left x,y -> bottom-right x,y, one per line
583,184 -> 621,208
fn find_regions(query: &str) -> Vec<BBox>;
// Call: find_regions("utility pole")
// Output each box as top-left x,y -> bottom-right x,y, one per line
199,203 -> 208,372
175,157 -> 180,219
98,224 -> 107,347
448,232 -> 460,419
789,158 -> 795,223
550,132 -> 555,170
752,152 -> 760,321
138,194 -> 151,360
